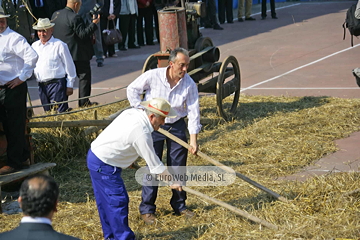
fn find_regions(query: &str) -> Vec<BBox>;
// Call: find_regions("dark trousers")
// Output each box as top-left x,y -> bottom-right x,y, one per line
261,0 -> 276,18
118,14 -> 137,49
201,0 -> 218,27
38,77 -> 69,113
0,82 -> 29,169
87,149 -> 135,240
100,18 -> 117,57
137,7 -> 154,45
218,0 -> 233,23
74,61 -> 91,107
152,4 -> 159,42
139,118 -> 188,215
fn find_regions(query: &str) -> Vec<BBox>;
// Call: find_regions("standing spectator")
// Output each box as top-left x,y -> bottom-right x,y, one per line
137,0 -> 154,46
261,0 -> 277,20
151,3 -> 159,43
237,0 -> 255,22
87,98 -> 181,239
201,0 -> 223,30
0,7 -> 38,175
52,0 -> 100,107
127,48 -> 201,224
0,174 -> 80,240
2,0 -> 35,43
100,0 -> 121,57
118,0 -> 140,51
78,0 -> 105,67
32,18 -> 76,113
218,0 -> 233,24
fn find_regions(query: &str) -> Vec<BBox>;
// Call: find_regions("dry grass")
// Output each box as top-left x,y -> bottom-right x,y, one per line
1,95 -> 360,239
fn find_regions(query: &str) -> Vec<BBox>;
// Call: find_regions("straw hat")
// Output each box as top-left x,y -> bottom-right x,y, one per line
0,6 -> 10,18
33,18 -> 55,30
140,98 -> 177,118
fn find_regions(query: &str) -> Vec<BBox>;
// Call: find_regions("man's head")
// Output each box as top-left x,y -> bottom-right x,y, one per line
141,98 -> 177,131
0,6 -> 10,34
18,174 -> 59,218
33,18 -> 55,44
168,48 -> 190,80
67,0 -> 82,13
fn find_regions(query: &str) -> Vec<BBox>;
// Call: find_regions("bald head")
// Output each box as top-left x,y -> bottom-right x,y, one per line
19,174 -> 59,218
67,0 -> 82,13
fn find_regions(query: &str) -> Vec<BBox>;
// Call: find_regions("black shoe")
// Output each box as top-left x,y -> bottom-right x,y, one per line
128,45 -> 140,49
97,62 -> 104,67
213,24 -> 223,30
245,17 -> 256,21
272,16 -> 278,19
219,21 -> 225,24
119,46 -> 127,51
238,18 -> 244,22
227,21 -> 234,24
261,16 -> 266,20
147,42 -> 155,45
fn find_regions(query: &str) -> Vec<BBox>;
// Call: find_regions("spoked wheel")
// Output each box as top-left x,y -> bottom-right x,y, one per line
142,54 -> 158,73
216,55 -> 241,121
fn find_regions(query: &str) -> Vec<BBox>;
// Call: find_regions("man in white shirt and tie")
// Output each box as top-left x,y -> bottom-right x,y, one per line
0,6 -> 38,175
31,18 -> 77,113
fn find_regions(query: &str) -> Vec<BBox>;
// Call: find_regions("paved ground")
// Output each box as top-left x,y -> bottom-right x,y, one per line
25,0 -> 360,184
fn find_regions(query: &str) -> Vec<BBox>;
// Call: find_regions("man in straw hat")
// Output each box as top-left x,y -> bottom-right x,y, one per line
0,6 -> 38,175
31,18 -> 76,113
127,47 -> 201,224
87,98 -> 182,240
0,174 -> 80,240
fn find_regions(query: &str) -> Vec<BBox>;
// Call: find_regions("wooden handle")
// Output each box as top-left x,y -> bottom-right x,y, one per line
158,128 -> 288,203
182,186 -> 278,230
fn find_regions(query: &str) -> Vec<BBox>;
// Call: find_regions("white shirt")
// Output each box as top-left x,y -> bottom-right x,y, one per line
21,216 -> 52,225
127,67 -> 202,134
32,36 -> 76,88
91,108 -> 166,174
0,27 -> 38,85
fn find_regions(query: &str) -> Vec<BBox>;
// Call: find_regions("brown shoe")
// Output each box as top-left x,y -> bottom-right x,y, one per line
0,166 -> 16,175
180,209 -> 195,219
141,213 -> 156,225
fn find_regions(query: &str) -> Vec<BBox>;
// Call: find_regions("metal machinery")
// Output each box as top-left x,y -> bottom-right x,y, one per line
142,2 -> 241,121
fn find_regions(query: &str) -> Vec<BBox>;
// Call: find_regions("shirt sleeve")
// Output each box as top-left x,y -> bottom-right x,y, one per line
13,37 -> 38,81
132,132 -> 166,174
59,42 -> 77,88
186,77 -> 202,134
127,70 -> 151,108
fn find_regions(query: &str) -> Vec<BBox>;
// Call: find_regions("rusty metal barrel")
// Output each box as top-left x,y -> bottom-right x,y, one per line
158,7 -> 188,53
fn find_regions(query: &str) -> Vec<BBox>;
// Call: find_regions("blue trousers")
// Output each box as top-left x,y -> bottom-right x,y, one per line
87,149 -> 135,240
139,118 -> 188,215
38,77 -> 69,113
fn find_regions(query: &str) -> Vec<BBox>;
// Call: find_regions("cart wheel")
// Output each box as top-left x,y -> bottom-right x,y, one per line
195,37 -> 214,52
142,54 -> 158,73
194,37 -> 214,67
216,55 -> 241,121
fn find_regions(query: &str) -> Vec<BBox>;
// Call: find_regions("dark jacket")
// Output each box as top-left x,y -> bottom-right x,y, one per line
2,0 -> 34,43
51,7 -> 98,61
101,0 -> 121,19
0,223 -> 80,240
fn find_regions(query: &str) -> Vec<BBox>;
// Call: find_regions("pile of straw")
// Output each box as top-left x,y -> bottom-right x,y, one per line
1,95 -> 360,239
